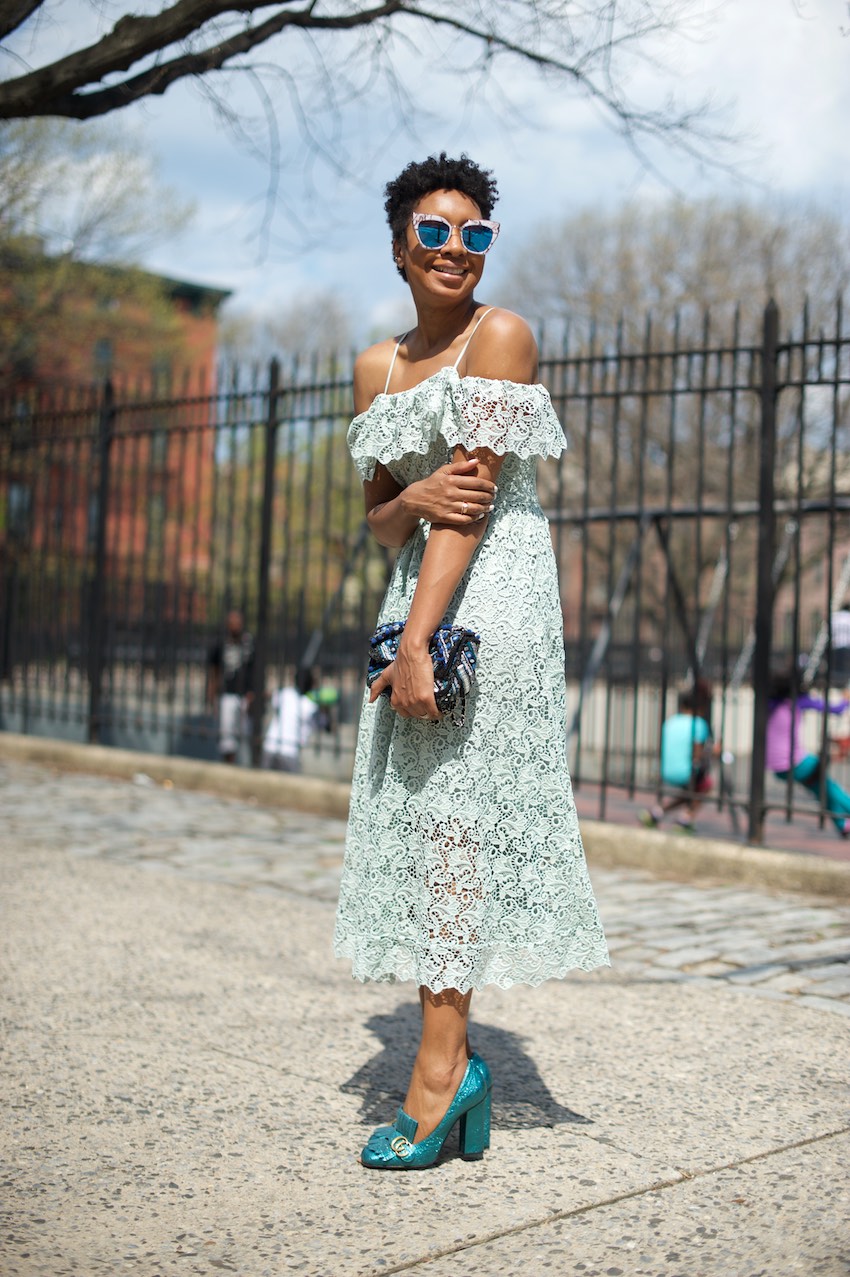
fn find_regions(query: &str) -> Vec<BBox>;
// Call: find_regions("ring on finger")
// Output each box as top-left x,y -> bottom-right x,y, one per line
461,501 -> 467,516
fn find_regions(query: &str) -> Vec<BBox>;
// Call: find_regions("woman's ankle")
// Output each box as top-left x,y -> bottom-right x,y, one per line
412,1047 -> 468,1089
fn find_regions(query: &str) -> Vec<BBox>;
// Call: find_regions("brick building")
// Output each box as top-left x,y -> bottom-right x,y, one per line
1,257 -> 231,637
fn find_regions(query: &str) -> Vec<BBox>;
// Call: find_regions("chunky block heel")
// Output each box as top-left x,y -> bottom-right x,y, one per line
458,1087 -> 491,1159
360,1054 -> 492,1170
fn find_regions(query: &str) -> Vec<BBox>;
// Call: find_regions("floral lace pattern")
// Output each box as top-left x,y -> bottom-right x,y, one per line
334,374 -> 609,993
347,367 -> 567,483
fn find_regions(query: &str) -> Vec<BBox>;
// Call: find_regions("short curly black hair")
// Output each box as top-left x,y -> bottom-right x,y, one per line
384,152 -> 499,276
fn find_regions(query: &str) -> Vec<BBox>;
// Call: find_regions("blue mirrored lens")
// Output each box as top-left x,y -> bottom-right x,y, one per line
461,226 -> 494,253
417,221 -> 450,248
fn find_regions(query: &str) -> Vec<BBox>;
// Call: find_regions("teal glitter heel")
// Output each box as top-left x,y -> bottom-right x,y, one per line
360,1055 -> 491,1170
457,1088 -> 490,1160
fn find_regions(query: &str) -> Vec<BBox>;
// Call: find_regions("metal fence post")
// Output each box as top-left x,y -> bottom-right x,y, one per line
250,357 -> 280,766
747,300 -> 779,844
87,377 -> 114,742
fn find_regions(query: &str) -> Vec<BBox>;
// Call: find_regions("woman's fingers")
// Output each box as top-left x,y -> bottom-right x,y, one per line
368,666 -> 393,703
384,646 -> 440,719
443,468 -> 496,521
410,464 -> 496,524
392,691 -> 440,719
369,663 -> 438,718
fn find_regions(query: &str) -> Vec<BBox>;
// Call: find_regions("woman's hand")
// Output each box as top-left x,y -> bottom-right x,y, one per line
402,458 -> 495,526
368,639 -> 440,720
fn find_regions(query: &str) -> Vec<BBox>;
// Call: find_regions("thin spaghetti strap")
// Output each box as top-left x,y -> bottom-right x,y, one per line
383,333 -> 407,395
452,308 -> 495,370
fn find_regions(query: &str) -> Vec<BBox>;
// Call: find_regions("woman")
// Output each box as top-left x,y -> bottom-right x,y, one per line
334,153 -> 609,1169
766,669 -> 850,837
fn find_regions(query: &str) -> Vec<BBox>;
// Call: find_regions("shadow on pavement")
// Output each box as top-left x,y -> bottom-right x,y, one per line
340,1000 -> 591,1131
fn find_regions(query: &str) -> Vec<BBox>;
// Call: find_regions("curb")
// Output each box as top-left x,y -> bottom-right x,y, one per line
0,732 -> 351,820
3,731 -> 850,900
580,819 -> 850,900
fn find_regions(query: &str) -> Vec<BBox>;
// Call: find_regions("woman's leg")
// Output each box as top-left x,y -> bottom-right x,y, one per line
419,986 -> 473,1057
404,987 -> 471,1141
793,756 -> 850,831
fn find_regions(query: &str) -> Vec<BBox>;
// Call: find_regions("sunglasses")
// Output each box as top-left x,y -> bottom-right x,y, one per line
411,212 -> 500,255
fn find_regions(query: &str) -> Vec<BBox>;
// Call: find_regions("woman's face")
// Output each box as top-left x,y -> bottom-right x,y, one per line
396,188 -> 487,304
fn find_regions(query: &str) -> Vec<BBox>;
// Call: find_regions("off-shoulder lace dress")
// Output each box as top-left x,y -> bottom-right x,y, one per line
333,360 -> 609,992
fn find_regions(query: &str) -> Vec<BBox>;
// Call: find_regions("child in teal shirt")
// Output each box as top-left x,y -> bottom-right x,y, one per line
641,682 -> 713,833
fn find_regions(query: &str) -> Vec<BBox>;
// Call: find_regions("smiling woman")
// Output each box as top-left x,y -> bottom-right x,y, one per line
333,152 -> 609,1171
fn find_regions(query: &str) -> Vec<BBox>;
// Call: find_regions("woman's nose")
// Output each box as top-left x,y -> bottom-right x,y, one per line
443,226 -> 465,254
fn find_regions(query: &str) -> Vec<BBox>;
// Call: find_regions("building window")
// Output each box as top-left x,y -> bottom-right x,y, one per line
151,356 -> 172,393
146,492 -> 166,560
7,482 -> 32,541
150,430 -> 168,467
94,337 -> 113,378
87,494 -> 100,549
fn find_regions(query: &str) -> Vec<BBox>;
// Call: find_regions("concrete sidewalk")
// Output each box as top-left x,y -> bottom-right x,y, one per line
1,753 -> 849,1277
2,733 -> 850,900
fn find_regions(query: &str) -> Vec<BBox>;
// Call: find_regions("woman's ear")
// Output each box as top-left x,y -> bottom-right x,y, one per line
392,239 -> 406,280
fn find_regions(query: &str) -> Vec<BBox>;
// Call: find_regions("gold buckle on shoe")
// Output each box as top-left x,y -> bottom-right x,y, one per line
390,1135 -> 411,1158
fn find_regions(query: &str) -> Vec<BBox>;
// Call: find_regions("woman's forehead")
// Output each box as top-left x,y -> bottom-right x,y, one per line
413,188 -> 483,219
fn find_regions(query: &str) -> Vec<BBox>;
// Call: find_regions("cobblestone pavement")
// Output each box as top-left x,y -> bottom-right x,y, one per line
4,759 -> 850,1016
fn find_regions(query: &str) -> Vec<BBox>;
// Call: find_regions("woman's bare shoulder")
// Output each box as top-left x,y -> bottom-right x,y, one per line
466,307 -> 538,383
353,337 -> 400,413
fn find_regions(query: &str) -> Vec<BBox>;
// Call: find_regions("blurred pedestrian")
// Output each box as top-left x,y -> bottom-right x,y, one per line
641,681 -> 715,834
262,668 -> 321,773
206,610 -> 255,764
766,668 -> 850,837
830,601 -> 850,684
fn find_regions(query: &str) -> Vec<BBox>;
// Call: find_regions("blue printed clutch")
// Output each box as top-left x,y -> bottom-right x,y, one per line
367,621 -> 481,727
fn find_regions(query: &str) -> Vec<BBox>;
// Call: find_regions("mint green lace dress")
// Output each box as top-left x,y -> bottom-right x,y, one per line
334,367 -> 609,992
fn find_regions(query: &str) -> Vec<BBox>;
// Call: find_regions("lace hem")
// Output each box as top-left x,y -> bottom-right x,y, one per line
333,939 -> 611,994
348,368 -> 567,482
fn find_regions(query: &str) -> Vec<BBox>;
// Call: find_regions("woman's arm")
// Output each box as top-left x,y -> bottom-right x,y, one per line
370,310 -> 537,719
364,460 -> 496,548
797,694 -> 850,715
370,446 -> 504,718
354,345 -> 496,547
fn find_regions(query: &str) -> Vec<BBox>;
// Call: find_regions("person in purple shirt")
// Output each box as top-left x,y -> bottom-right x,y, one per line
766,669 -> 850,837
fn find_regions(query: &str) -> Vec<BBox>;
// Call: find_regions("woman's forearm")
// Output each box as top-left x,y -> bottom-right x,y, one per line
402,521 -> 488,648
367,491 -> 421,548
365,459 -> 497,548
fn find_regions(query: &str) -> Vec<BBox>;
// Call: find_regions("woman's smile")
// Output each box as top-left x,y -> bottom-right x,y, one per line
399,188 -> 486,301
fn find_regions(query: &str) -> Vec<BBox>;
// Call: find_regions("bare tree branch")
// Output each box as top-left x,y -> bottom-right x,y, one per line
0,0 -> 740,201
0,0 -> 44,44
0,1 -> 407,118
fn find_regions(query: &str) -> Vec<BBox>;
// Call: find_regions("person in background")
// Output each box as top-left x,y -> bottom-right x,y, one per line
206,610 -> 255,764
641,681 -> 714,834
262,668 -> 321,773
830,600 -> 850,684
765,668 -> 850,837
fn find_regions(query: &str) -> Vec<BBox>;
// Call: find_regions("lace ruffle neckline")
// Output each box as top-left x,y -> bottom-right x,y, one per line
347,366 -> 566,482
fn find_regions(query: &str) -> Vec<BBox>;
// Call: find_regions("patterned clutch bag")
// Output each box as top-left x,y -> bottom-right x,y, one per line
367,621 -> 481,727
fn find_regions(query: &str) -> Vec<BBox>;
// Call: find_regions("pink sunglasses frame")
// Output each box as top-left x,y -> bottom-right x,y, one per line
410,212 -> 501,255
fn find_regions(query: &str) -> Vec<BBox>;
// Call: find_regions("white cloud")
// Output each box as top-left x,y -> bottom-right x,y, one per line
14,0 -> 846,329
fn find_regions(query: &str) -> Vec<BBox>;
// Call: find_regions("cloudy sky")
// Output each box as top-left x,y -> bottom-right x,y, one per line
8,0 -> 850,335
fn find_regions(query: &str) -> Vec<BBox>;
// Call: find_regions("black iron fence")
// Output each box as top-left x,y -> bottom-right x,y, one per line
2,300 -> 849,843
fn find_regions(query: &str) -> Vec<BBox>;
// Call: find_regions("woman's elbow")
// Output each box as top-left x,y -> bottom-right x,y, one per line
367,513 -> 407,549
